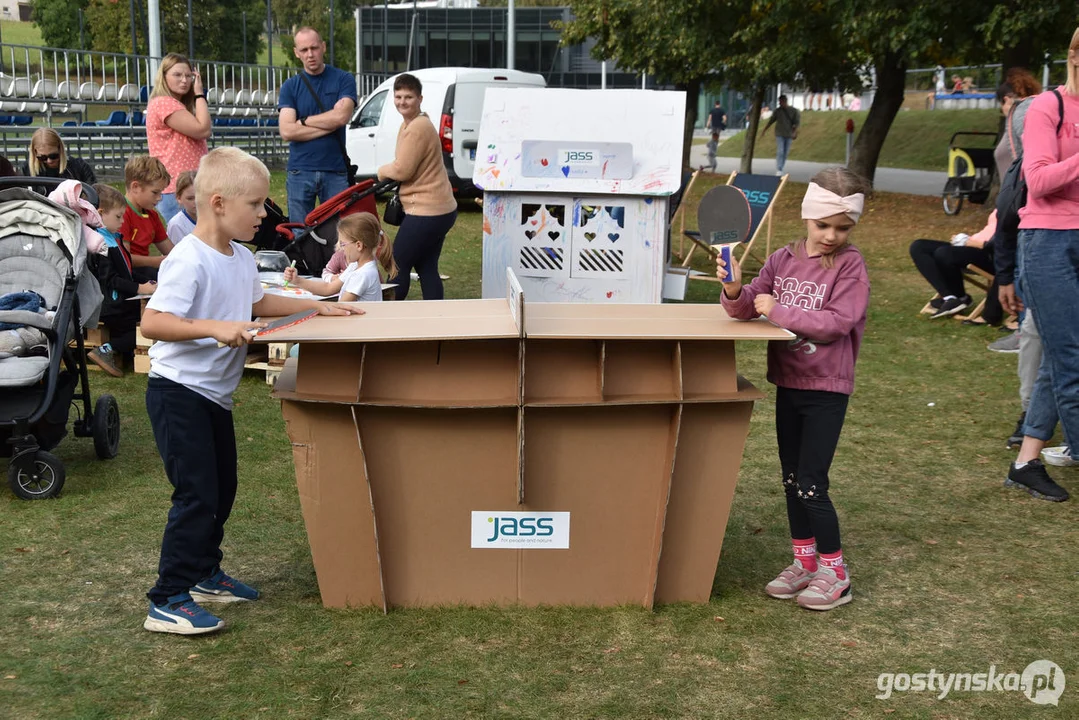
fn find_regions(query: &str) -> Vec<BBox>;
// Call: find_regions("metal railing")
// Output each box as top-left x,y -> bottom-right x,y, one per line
0,125 -> 289,180
0,42 -> 299,111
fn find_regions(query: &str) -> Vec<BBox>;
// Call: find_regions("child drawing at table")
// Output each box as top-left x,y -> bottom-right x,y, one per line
716,166 -> 871,611
283,212 -> 397,301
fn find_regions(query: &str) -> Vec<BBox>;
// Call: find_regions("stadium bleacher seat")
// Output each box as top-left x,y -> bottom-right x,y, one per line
96,110 -> 128,126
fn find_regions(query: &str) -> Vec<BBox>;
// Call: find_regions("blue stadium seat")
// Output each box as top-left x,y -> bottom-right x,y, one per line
61,120 -> 77,127
11,115 -> 33,125
0,115 -> 13,125
131,110 -> 145,125
140,85 -> 150,102
96,110 -> 127,126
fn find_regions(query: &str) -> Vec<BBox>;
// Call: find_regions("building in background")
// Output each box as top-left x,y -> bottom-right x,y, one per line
357,5 -> 642,92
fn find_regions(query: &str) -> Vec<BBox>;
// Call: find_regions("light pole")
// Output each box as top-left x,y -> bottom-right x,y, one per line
329,0 -> 335,67
129,0 -> 138,54
187,0 -> 194,59
507,0 -> 515,69
267,0 -> 273,67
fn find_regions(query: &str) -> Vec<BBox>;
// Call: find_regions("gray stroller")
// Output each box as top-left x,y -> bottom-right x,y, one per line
0,178 -> 120,499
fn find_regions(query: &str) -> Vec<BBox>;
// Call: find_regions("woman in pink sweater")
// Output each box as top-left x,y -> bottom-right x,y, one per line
146,53 -> 211,223
377,73 -> 458,300
1003,27 -> 1079,502
717,166 -> 872,611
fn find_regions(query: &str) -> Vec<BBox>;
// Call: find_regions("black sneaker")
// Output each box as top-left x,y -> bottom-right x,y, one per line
929,296 -> 944,310
931,295 -> 971,319
1004,460 -> 1069,502
1006,412 -> 1025,449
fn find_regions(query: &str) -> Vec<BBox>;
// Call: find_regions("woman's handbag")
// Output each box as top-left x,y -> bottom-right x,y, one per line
383,192 -> 405,226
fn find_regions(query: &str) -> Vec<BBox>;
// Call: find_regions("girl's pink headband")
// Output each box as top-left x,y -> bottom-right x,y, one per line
801,182 -> 865,224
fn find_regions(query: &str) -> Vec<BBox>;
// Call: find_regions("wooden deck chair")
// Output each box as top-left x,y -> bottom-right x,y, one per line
726,171 -> 788,268
670,168 -> 702,260
954,264 -> 995,322
918,264 -> 1001,321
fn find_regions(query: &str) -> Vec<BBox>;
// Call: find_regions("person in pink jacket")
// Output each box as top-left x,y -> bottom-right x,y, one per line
717,166 -> 872,611
1003,27 -> 1079,503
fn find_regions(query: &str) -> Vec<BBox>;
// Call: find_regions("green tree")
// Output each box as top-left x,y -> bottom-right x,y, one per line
720,0 -> 860,173
32,0 -> 92,50
85,0 -> 264,63
841,1 -> 1077,182
978,3 -> 1078,76
272,0 -> 384,72
560,0 -> 734,167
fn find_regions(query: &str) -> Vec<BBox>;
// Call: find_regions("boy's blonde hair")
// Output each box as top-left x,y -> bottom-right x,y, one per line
124,155 -> 170,189
193,147 -> 270,212
174,170 -> 196,198
337,212 -> 398,280
93,183 -> 126,213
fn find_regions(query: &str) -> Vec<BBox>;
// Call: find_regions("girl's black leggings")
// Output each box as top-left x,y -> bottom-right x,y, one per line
775,386 -> 849,554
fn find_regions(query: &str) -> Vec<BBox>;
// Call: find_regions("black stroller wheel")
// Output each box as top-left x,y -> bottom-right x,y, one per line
942,178 -> 963,216
8,450 -> 66,500
92,395 -> 121,459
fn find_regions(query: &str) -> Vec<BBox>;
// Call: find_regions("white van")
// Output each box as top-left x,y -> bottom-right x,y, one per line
346,67 -> 546,195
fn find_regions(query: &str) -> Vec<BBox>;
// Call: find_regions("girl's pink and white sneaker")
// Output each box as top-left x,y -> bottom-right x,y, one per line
796,565 -> 852,610
765,563 -> 815,599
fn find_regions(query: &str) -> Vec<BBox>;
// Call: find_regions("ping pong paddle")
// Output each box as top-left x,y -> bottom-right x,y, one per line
217,309 -> 319,347
698,185 -> 752,249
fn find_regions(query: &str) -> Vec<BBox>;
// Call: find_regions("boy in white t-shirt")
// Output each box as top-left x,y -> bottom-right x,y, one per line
165,170 -> 197,246
140,147 -> 356,636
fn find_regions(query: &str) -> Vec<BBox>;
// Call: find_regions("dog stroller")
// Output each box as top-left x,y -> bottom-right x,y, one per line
0,178 -> 120,499
251,179 -> 395,276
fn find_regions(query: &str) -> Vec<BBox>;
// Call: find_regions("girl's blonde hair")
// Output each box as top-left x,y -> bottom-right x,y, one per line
28,127 -> 66,176
790,166 -> 872,269
337,212 -> 398,280
150,53 -> 196,113
174,170 -> 196,198
1067,28 -> 1079,96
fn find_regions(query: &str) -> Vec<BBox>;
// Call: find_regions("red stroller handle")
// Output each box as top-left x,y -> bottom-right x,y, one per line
275,223 -> 306,241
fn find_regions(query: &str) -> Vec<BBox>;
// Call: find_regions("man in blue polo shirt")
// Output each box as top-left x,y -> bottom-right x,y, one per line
278,27 -> 357,222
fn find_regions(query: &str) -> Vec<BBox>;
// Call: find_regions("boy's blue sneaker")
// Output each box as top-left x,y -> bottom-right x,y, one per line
190,569 -> 260,604
143,593 -> 225,635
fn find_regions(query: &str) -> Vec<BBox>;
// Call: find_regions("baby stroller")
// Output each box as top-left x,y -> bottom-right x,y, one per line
942,131 -> 997,215
250,179 -> 395,276
0,178 -> 120,499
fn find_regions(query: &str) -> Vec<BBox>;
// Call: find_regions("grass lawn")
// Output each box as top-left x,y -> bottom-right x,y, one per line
716,108 -> 1001,172
0,20 -> 43,48
2,173 -> 1076,718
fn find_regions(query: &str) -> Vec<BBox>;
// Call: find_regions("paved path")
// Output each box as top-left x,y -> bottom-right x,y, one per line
689,137 -> 948,197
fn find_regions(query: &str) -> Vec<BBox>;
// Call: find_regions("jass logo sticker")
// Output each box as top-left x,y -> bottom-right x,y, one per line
470,511 -> 571,549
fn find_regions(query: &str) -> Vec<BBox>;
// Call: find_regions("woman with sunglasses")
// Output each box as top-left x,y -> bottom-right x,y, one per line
146,52 -> 210,222
21,127 -> 96,184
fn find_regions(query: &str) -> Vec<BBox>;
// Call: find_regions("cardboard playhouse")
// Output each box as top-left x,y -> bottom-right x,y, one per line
264,271 -> 792,610
475,88 -> 685,304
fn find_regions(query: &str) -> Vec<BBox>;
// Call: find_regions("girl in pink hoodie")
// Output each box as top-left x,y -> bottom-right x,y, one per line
717,167 -> 872,611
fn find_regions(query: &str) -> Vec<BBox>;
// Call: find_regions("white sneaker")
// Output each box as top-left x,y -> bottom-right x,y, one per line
1041,446 -> 1077,467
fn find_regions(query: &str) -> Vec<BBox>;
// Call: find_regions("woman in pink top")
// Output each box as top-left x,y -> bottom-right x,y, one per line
1003,27 -> 1079,502
146,53 -> 210,222
717,166 -> 872,612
